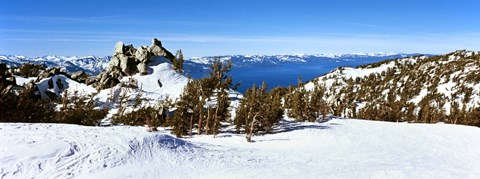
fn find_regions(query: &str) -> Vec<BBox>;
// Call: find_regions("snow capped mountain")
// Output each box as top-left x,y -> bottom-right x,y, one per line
0,55 -> 110,75
187,52 -> 411,66
1,53 -> 419,94
184,53 -> 419,92
0,53 -> 413,75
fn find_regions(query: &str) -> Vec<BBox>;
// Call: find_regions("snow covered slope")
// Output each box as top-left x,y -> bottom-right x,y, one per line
12,56 -> 189,124
1,118 -> 479,178
302,50 -> 480,125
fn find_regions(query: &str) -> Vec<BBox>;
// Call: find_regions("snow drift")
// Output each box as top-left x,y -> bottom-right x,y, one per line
1,118 -> 479,178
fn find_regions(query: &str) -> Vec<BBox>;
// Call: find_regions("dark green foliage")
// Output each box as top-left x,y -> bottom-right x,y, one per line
0,86 -> 56,123
286,83 -> 329,122
172,80 -> 198,137
0,86 -> 108,125
296,51 -> 480,127
173,49 -> 184,73
171,58 -> 234,137
235,82 -> 284,142
112,106 -> 165,128
288,86 -> 307,121
306,84 -> 329,122
56,92 -> 109,126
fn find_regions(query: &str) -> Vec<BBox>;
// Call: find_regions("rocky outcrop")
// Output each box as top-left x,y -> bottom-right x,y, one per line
0,63 -> 6,76
93,38 -> 175,90
36,67 -> 68,82
70,71 -> 88,83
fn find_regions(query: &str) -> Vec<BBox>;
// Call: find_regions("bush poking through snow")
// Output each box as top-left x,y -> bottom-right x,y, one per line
111,106 -> 166,130
0,83 -> 56,123
55,90 -> 109,126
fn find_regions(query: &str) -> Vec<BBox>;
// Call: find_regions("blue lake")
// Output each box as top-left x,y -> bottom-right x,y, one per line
185,55 -> 404,93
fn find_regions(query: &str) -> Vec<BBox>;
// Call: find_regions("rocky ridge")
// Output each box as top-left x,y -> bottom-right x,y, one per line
91,38 -> 175,89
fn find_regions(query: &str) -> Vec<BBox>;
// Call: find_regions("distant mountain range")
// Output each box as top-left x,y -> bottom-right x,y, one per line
0,55 -> 110,75
1,52 -> 414,73
186,52 -> 412,66
1,53 -> 420,92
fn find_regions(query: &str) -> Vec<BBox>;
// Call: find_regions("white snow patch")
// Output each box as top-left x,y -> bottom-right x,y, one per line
1,119 -> 480,178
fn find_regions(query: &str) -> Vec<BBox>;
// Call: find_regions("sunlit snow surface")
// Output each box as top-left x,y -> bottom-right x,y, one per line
1,118 -> 479,178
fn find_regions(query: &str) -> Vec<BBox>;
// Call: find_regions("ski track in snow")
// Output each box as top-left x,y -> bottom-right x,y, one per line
1,118 -> 480,179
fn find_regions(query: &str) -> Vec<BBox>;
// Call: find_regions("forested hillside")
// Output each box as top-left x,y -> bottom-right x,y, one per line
289,50 -> 480,126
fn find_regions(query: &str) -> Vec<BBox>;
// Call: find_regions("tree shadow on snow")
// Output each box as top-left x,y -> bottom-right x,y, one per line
270,120 -> 331,134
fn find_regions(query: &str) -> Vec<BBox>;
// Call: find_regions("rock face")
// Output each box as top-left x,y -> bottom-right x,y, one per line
93,38 -> 175,89
71,71 -> 88,83
0,63 -> 6,76
114,41 -> 124,54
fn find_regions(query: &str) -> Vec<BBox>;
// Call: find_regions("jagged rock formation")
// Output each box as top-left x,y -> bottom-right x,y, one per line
0,63 -> 41,99
0,36 -> 179,98
91,38 -> 175,90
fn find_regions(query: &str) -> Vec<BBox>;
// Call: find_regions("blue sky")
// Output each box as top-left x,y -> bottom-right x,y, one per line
1,0 -> 480,57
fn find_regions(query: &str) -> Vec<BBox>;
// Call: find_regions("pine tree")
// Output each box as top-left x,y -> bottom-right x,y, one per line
173,49 -> 184,72
207,58 -> 233,135
305,84 -> 327,122
262,86 -> 284,133
172,80 -> 198,137
235,82 -> 284,142
171,58 -> 234,137
290,86 -> 307,121
212,88 -> 230,136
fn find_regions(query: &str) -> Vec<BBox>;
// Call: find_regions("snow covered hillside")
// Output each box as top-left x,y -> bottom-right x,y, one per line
11,57 -> 190,124
301,50 -> 480,126
1,118 -> 479,178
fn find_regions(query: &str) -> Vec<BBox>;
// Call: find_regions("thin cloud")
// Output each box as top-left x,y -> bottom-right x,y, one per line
3,32 -> 480,56
8,38 -> 111,43
0,15 -> 237,26
349,22 -> 395,31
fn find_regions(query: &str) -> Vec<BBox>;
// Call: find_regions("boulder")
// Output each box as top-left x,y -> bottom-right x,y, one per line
71,71 -> 87,82
124,44 -> 136,56
137,62 -> 148,75
39,71 -> 51,80
149,38 -> 165,56
5,76 -> 16,86
119,56 -> 137,75
135,46 -> 150,63
102,77 -> 120,89
114,41 -> 124,54
24,81 -> 41,98
107,56 -> 121,71
152,38 -> 162,47
86,76 -> 98,85
37,68 -> 62,82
